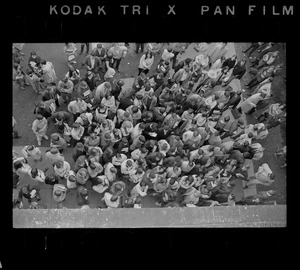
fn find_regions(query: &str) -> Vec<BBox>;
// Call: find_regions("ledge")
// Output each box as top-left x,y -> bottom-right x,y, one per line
13,205 -> 286,228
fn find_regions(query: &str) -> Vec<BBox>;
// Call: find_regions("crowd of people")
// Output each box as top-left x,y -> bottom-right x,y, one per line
12,42 -> 286,209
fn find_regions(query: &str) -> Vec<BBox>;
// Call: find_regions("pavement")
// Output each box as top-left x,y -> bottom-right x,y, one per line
13,42 -> 288,210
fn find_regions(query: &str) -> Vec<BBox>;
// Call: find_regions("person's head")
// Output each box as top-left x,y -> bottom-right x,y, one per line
30,51 -> 37,58
184,66 -> 190,73
167,46 -> 173,52
117,79 -> 124,87
68,175 -> 76,182
54,190 -> 62,197
224,115 -> 230,122
41,59 -> 46,65
221,42 -> 227,48
55,160 -> 64,168
36,114 -> 43,121
244,140 -> 249,147
260,92 -> 267,99
131,106 -> 139,114
62,75 -> 69,83
139,135 -> 146,143
269,173 -> 275,180
73,122 -> 81,129
243,152 -> 251,159
50,147 -> 59,154
248,132 -> 254,138
136,167 -> 144,174
51,134 -> 59,142
89,162 -> 96,170
139,123 -> 146,130
126,160 -> 133,167
104,82 -> 111,89
110,167 -> 117,174
273,51 -> 280,57
145,51 -> 153,59
266,190 -> 277,196
156,152 -> 163,160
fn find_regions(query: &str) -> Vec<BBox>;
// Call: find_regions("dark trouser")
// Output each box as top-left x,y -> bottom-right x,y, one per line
138,68 -> 149,76
112,58 -> 122,71
172,51 -> 180,69
80,43 -> 89,54
135,43 -> 144,53
246,77 -> 259,88
244,43 -> 260,56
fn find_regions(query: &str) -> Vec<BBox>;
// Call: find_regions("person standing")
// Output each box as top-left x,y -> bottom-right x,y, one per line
41,59 -> 57,85
57,75 -> 74,104
208,43 -> 228,66
12,116 -> 22,139
138,51 -> 154,76
108,43 -> 128,73
32,114 -> 48,146
244,163 -> 275,189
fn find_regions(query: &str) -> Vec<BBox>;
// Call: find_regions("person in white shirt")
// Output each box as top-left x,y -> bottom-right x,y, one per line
102,192 -> 120,208
22,145 -> 42,162
104,162 -> 118,182
161,47 -> 174,63
130,181 -> 149,201
32,114 -> 48,146
54,160 -> 71,181
70,122 -> 84,147
66,170 -> 77,189
45,147 -> 65,166
92,175 -> 110,193
121,159 -> 136,176
138,51 -> 155,75
244,163 -> 275,189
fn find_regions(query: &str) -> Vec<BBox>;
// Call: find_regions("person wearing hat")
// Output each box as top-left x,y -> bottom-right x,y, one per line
32,114 -> 48,146
50,132 -> 68,152
54,160 -> 71,181
57,75 -> 74,104
77,186 -> 89,206
244,163 -> 275,189
22,145 -> 42,162
87,160 -> 103,185
75,167 -> 89,186
92,175 -> 110,193
130,135 -> 146,151
53,184 -> 68,203
70,122 -> 84,148
104,162 -> 118,182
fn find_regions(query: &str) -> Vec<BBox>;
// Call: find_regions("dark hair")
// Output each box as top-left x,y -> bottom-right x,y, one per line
145,51 -> 153,59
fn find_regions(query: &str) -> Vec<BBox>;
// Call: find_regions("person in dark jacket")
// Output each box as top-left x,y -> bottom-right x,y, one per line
111,79 -> 125,101
221,90 -> 242,112
223,59 -> 247,86
17,184 -> 41,207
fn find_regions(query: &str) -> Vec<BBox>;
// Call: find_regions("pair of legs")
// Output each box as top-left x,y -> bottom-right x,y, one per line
135,43 -> 144,54
79,43 -> 89,55
112,58 -> 122,72
35,133 -> 48,146
138,68 -> 149,76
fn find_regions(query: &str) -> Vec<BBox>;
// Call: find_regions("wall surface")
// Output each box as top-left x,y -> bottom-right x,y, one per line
13,205 -> 286,228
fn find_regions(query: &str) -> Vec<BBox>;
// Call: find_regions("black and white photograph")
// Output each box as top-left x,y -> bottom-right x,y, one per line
12,41 -> 286,227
